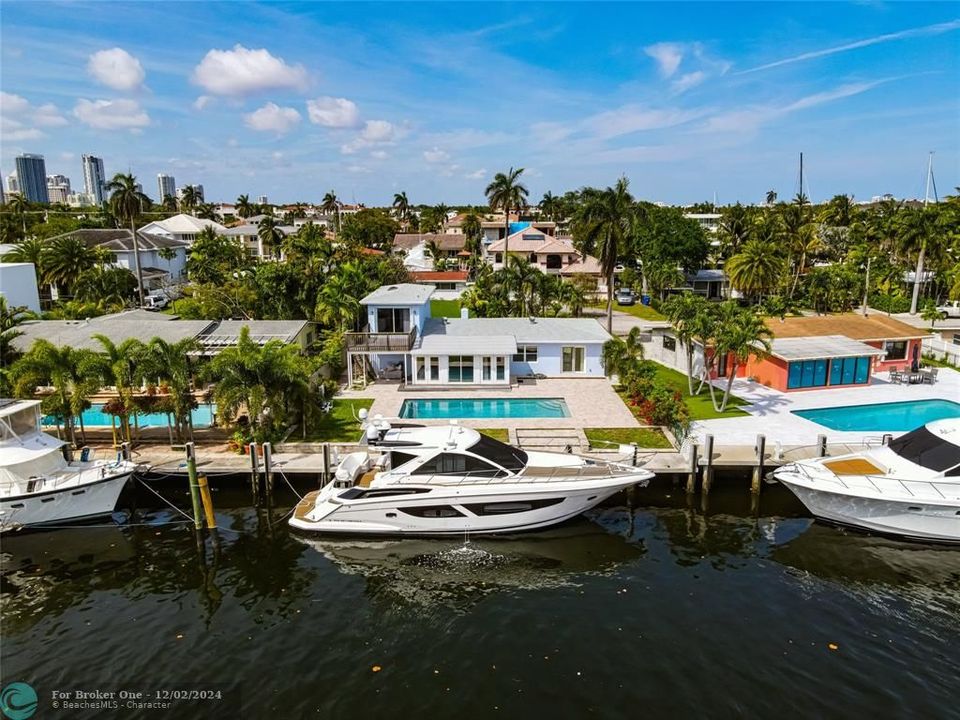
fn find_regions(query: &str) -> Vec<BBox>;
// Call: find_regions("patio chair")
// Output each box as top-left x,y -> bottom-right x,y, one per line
923,368 -> 938,385
889,369 -> 902,384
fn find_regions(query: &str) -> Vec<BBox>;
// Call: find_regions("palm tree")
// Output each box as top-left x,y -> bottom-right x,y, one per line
434,203 -> 450,230
725,239 -> 784,303
106,173 -> 150,307
321,191 -> 340,238
236,194 -> 255,219
661,292 -> 711,394
540,191 -> 560,221
3,237 -> 48,291
257,216 -> 284,260
315,273 -> 361,330
504,254 -> 539,316
765,190 -> 777,205
574,177 -> 636,333
711,304 -> 772,412
485,167 -> 528,271
8,194 -> 29,237
0,297 -> 31,395
392,192 -> 410,223
141,337 -> 202,442
179,185 -> 200,212
44,235 -> 97,297
73,265 -> 137,306
560,280 -> 586,317
196,202 -> 219,221
898,205 -> 940,315
161,194 -> 178,212
602,326 -> 646,383
11,340 -> 101,445
92,335 -> 144,443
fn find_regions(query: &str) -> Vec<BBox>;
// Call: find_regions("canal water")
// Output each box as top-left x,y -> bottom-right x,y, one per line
1,478 -> 958,719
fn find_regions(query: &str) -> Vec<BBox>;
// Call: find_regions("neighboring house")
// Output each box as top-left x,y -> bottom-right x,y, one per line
393,233 -> 469,271
683,213 -> 721,234
0,262 -> 41,313
647,313 -> 929,393
344,283 -> 611,387
486,228 -> 604,281
12,310 -> 313,356
409,270 -> 470,295
222,222 -> 296,260
138,213 -> 227,245
47,229 -> 189,290
683,269 -> 729,300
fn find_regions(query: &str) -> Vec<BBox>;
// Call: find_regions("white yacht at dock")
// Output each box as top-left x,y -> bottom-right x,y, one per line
773,418 -> 960,543
0,399 -> 135,532
290,413 -> 653,536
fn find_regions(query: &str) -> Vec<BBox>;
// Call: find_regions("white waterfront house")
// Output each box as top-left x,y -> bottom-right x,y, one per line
138,213 -> 227,245
345,283 -> 611,387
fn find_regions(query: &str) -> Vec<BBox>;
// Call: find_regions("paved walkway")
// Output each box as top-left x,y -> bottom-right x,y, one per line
691,367 -> 960,447
339,377 -> 639,431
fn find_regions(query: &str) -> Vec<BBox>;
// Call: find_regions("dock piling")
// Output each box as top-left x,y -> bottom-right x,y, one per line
322,443 -> 331,486
184,442 -> 203,530
249,441 -> 261,502
263,442 -> 274,496
120,441 -> 131,462
685,443 -> 699,495
817,434 -> 827,457
702,434 -> 715,495
198,474 -> 217,529
751,434 -> 766,494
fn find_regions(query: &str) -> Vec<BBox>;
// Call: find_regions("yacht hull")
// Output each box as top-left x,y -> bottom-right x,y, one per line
779,480 -> 960,544
0,472 -> 131,533
290,476 -> 647,536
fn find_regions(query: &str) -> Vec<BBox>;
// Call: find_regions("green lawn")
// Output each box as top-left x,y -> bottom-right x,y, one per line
585,427 -> 672,450
589,301 -> 665,321
304,399 -> 374,442
651,364 -> 748,420
478,428 -> 509,442
431,299 -> 463,318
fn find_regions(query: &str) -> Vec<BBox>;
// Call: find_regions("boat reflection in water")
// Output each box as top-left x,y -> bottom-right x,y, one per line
296,518 -> 645,608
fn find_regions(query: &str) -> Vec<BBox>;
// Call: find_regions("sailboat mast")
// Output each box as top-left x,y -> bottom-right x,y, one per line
924,151 -> 934,208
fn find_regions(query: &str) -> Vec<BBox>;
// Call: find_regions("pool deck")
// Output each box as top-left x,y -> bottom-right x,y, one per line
339,378 -> 640,431
692,367 -> 960,447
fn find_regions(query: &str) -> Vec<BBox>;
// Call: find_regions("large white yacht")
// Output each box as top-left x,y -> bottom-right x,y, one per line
289,416 -> 653,536
0,399 -> 135,532
773,418 -> 960,543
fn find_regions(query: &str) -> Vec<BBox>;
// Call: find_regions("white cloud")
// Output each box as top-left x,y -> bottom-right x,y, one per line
370,150 -> 388,159
73,98 -> 150,130
644,42 -> 684,77
193,95 -> 211,111
306,96 -> 360,127
243,102 -> 301,134
346,164 -> 371,174
465,168 -> 487,180
87,48 -> 145,91
341,119 -> 400,154
0,92 -> 67,140
191,45 -> 308,96
738,19 -> 960,75
671,71 -> 706,93
423,147 -> 450,163
583,104 -> 703,139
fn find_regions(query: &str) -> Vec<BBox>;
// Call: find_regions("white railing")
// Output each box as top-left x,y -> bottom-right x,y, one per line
781,462 -> 956,500
383,462 -> 645,487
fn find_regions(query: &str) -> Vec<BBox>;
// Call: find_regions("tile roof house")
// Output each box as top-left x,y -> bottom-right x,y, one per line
487,228 -> 603,278
344,283 -> 611,387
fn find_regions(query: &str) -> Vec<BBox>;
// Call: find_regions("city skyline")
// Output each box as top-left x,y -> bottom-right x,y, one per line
1,2 -> 958,205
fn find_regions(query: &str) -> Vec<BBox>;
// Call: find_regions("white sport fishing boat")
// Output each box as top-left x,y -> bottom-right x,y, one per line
0,399 -> 136,532
774,418 -> 960,543
289,414 -> 653,536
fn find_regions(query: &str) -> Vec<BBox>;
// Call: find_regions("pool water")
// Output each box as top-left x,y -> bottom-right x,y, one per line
400,397 -> 570,419
793,399 -> 960,432
42,403 -> 216,429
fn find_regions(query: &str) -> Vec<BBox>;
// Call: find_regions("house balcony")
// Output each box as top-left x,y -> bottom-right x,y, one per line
345,326 -> 418,353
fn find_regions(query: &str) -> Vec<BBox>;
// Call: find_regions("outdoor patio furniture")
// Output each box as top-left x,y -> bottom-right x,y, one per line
889,369 -> 902,384
922,368 -> 938,384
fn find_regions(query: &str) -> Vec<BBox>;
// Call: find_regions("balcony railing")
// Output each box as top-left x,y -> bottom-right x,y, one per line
345,326 -> 417,353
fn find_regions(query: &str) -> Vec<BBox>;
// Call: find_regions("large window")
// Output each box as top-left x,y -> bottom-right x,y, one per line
562,346 -> 585,373
448,355 -> 474,383
376,307 -> 410,333
662,336 -> 676,352
412,452 -> 505,477
414,356 -> 439,382
828,356 -> 870,386
512,346 -> 538,362
496,357 -> 506,381
883,340 -> 908,361
788,356 -> 870,389
545,254 -> 562,269
469,434 -> 528,471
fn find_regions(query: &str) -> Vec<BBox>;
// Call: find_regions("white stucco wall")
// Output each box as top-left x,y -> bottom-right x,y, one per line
366,299 -> 431,333
510,341 -> 604,377
0,263 -> 41,313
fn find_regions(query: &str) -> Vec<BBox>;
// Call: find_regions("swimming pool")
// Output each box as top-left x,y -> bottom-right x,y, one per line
793,399 -> 960,432
42,403 -> 217,429
399,397 -> 570,419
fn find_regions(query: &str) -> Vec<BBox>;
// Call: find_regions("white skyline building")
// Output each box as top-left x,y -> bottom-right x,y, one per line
46,174 -> 71,204
82,154 -> 106,205
157,174 -> 176,202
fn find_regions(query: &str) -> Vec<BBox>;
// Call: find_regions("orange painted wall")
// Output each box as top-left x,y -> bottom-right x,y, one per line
867,338 -> 923,370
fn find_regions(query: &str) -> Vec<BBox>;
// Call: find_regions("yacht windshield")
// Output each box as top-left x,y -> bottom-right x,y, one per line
469,434 -> 528,472
888,427 -> 960,472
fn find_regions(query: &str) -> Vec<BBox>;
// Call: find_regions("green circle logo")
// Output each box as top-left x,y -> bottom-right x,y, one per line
0,683 -> 37,720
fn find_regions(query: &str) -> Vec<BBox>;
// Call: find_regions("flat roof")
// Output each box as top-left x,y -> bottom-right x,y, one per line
361,283 -> 434,306
766,314 -> 929,341
422,316 -> 611,344
770,335 -> 887,361
412,333 -> 517,356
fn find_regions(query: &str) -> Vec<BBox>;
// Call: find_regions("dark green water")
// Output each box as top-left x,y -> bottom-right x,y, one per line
2,479 -> 958,719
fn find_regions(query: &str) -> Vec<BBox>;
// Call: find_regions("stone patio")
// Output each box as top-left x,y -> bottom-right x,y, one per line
338,377 -> 639,431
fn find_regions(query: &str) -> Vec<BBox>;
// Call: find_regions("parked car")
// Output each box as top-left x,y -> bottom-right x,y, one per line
143,293 -> 170,310
615,288 -> 636,306
936,300 -> 960,319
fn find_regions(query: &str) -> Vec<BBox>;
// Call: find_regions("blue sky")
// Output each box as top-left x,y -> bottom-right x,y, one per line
2,2 -> 958,206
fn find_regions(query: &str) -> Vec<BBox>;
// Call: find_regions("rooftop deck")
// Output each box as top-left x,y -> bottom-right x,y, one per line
345,327 -> 417,353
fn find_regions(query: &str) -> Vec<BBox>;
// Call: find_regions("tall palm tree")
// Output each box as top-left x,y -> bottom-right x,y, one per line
106,173 -> 150,307
315,274 -> 361,330
485,167 -> 528,269
44,235 -> 97,297
179,185 -> 200,212
236,194 -> 255,219
92,335 -> 144,443
196,202 -> 219,221
141,337 -> 202,442
392,192 -> 410,223
711,304 -> 772,412
661,292 -> 711,394
3,237 -> 48,291
898,205 -> 941,315
11,340 -> 101,445
765,189 -> 777,205
321,191 -> 340,238
574,177 -> 636,333
161,194 -> 178,212
504,254 -> 539,316
8,194 -> 29,237
257,216 -> 284,260
73,265 -> 137,306
725,239 -> 784,303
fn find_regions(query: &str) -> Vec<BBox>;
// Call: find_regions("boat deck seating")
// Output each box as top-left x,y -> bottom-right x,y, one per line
293,490 -> 320,521
823,458 -> 885,476
358,470 -> 378,487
